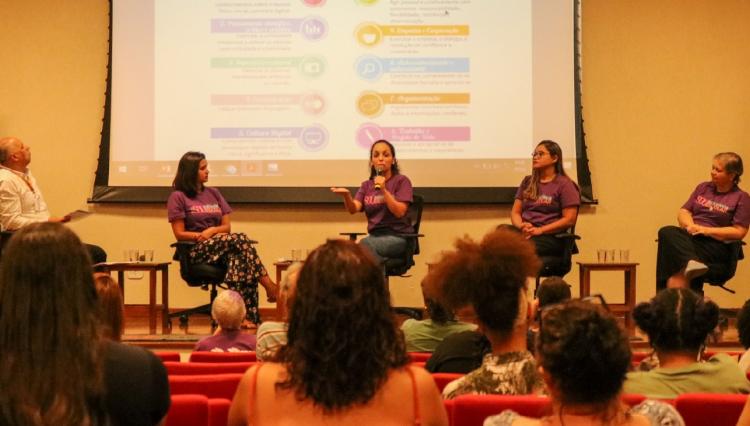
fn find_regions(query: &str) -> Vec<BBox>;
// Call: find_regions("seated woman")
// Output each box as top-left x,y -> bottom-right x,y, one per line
485,300 -> 683,426
167,151 -> 278,325
95,274 -> 125,341
510,140 -> 580,263
194,290 -> 257,352
624,288 -> 750,398
424,227 -> 544,399
330,139 -> 414,265
228,240 -> 447,426
0,223 -> 169,425
400,280 -> 477,352
656,152 -> 749,291
255,261 -> 303,361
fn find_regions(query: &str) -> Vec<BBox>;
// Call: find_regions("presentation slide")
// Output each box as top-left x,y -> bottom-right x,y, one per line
110,0 -> 575,190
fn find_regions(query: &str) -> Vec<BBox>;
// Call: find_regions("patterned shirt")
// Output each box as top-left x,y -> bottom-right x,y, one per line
484,400 -> 685,426
442,351 -> 544,399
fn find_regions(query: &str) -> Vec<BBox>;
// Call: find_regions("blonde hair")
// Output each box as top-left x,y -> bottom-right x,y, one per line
211,290 -> 246,330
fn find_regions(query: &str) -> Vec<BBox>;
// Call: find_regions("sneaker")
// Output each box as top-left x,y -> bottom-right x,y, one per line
684,260 -> 709,281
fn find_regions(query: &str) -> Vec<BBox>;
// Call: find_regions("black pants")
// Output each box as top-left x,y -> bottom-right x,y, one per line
656,225 -> 731,292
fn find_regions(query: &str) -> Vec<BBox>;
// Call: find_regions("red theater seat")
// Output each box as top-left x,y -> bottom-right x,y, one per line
166,394 -> 209,426
431,372 -> 463,392
675,393 -> 747,426
165,361 -> 254,375
169,374 -> 244,400
451,395 -> 551,426
153,351 -> 181,362
189,351 -> 257,363
208,398 -> 232,426
409,352 -> 432,362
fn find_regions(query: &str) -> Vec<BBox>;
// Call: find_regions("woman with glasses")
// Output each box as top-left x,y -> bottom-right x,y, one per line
510,140 -> 580,259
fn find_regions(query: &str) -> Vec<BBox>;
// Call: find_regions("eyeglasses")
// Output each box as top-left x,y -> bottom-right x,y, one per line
531,151 -> 548,158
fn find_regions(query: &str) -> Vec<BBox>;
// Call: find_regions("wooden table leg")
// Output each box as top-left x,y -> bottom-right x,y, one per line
161,266 -> 169,334
149,269 -> 156,335
118,270 -> 125,298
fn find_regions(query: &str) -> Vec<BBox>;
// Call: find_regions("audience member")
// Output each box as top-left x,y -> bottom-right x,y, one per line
0,223 -> 169,425
95,274 -> 124,341
738,298 -> 750,372
255,261 -> 302,361
194,289 -> 257,352
425,329 -> 490,374
655,152 -> 749,291
424,228 -> 544,399
0,136 -> 107,263
485,300 -> 683,426
401,280 -> 476,352
228,240 -> 447,425
527,276 -> 571,353
624,288 -> 750,398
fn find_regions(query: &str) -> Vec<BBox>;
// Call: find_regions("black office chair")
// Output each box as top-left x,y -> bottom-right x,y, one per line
341,194 -> 425,319
690,240 -> 745,294
534,227 -> 581,292
168,240 -> 237,330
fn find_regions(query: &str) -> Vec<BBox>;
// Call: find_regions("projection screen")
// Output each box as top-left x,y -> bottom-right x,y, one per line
92,0 -> 592,204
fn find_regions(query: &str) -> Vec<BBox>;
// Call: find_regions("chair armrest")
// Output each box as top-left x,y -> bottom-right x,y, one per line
340,232 -> 367,241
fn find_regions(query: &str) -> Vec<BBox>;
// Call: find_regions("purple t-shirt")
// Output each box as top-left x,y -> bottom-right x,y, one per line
514,174 -> 580,227
354,173 -> 414,234
194,330 -> 257,352
681,182 -> 750,228
167,187 -> 232,232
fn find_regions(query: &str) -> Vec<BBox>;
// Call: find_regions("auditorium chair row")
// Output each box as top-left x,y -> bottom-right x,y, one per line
155,350 -> 746,365
165,389 -> 749,426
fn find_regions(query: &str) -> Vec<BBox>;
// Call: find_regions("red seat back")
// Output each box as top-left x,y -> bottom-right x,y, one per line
208,398 -> 231,426
154,351 -> 181,362
409,352 -> 432,362
452,395 -> 551,426
189,351 -> 257,363
168,374 -> 244,400
431,373 -> 463,392
166,394 -> 209,426
165,361 -> 254,375
675,393 -> 747,426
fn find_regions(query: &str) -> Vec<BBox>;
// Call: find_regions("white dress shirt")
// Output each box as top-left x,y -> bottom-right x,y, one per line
0,165 -> 50,231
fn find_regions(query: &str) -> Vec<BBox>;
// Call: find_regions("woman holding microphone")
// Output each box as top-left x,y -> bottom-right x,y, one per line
330,139 -> 414,264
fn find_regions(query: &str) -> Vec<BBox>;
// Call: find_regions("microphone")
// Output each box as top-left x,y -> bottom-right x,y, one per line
374,166 -> 383,190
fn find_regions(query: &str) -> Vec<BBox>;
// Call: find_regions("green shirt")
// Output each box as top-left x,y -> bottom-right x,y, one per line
624,353 -> 750,399
400,318 -> 476,352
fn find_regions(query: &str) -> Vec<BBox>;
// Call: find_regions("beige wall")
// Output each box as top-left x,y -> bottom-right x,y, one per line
1,1 -> 748,312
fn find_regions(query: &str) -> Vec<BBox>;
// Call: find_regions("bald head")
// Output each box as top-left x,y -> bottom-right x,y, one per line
0,137 -> 31,170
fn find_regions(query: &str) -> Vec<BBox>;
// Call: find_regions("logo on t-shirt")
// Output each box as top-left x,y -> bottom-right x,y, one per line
364,194 -> 385,205
696,196 -> 729,214
189,203 -> 222,214
535,195 -> 553,205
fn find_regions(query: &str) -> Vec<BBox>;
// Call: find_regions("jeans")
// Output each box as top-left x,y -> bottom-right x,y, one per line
359,234 -> 408,266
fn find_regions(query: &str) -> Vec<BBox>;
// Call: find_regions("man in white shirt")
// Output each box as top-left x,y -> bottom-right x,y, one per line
0,136 -> 106,263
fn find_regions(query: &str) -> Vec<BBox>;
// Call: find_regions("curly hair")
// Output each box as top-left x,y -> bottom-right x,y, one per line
632,288 -> 719,354
274,240 -> 409,412
737,299 -> 750,349
0,223 -> 108,425
424,227 -> 540,336
538,300 -> 631,407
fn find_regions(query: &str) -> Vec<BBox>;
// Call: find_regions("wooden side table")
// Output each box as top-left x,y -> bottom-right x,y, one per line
577,262 -> 639,334
97,262 -> 170,335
